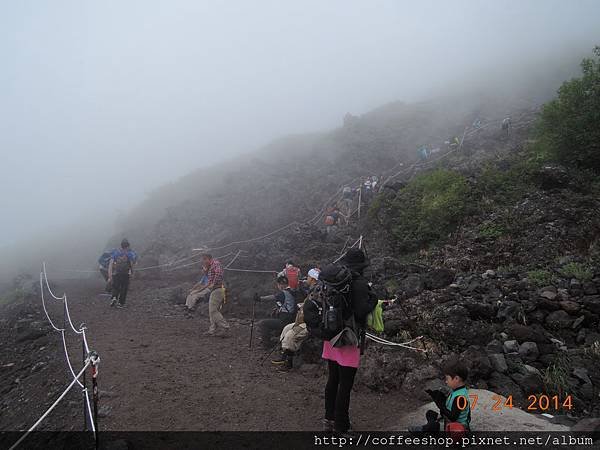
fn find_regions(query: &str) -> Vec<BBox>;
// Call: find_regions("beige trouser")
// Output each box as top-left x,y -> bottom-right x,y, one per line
185,287 -> 210,309
208,288 -> 229,331
280,323 -> 308,352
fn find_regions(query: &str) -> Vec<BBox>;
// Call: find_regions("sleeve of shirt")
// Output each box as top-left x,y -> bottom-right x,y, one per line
438,396 -> 461,422
274,291 -> 286,304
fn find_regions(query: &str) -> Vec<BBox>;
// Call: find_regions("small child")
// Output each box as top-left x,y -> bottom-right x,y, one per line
426,358 -> 471,432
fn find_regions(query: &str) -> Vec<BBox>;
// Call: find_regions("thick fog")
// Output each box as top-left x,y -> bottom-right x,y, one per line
1,0 -> 599,253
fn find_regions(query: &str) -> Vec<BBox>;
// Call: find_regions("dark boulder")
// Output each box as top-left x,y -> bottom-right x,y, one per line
545,310 -> 573,329
423,268 -> 455,290
506,323 -> 548,344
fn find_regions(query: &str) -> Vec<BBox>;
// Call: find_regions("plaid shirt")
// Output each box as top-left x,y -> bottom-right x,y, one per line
207,259 -> 224,287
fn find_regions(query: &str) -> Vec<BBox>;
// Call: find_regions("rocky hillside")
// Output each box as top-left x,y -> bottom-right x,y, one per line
119,93 -> 539,264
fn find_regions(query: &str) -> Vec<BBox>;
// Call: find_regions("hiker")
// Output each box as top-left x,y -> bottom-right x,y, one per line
472,118 -> 482,129
201,253 -> 229,336
108,239 -> 137,308
184,263 -> 210,317
98,250 -> 113,282
370,176 -> 379,191
257,275 -> 296,349
424,357 -> 471,434
271,268 -> 320,371
341,186 -> 354,222
418,146 -> 430,161
303,249 -> 378,434
449,136 -> 460,149
502,117 -> 511,135
279,261 -> 301,291
324,206 -> 344,234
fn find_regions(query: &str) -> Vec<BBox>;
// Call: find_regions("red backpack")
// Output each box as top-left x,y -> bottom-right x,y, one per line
285,266 -> 300,289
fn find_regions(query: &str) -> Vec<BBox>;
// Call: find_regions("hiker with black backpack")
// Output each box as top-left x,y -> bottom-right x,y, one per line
108,239 -> 137,308
303,249 -> 377,435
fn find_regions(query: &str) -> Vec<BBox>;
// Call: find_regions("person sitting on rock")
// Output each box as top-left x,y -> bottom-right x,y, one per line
425,357 -> 471,433
257,275 -> 297,349
271,268 -> 320,371
279,261 -> 301,291
184,263 -> 210,317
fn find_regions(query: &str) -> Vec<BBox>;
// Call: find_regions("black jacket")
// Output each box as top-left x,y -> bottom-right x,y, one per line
348,271 -> 378,324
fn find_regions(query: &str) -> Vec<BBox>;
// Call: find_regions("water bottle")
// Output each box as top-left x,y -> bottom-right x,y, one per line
327,306 -> 338,331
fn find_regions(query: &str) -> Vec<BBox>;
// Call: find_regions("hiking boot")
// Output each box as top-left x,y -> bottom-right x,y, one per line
204,328 -> 216,336
110,298 -> 117,307
271,351 -> 288,365
322,419 -> 335,432
116,303 -> 126,309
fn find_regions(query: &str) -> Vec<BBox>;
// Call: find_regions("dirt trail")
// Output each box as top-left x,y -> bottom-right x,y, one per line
4,275 -> 413,432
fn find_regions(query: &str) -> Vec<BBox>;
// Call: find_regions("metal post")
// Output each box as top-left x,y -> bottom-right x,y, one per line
91,357 -> 99,449
82,339 -> 87,431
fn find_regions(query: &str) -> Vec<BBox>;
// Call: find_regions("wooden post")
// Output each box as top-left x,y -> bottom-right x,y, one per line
357,184 -> 362,220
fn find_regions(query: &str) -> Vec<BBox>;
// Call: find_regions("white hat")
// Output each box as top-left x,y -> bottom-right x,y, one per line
308,268 -> 320,280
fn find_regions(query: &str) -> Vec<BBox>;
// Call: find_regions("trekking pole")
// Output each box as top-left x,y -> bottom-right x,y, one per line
261,332 -> 287,366
250,294 -> 258,348
89,351 -> 100,449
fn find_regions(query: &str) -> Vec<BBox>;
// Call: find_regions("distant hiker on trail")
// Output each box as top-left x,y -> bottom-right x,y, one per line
279,261 -> 301,290
449,136 -> 460,149
502,117 -> 512,135
201,253 -> 229,336
370,175 -> 379,191
472,118 -> 482,129
303,249 -> 378,434
257,275 -> 296,349
324,206 -> 344,234
184,263 -> 210,317
424,357 -> 471,434
418,146 -> 430,161
341,186 -> 354,223
108,239 -> 137,308
271,268 -> 320,371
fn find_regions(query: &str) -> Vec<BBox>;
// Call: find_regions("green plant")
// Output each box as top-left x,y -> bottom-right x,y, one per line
478,223 -> 506,239
542,352 -> 571,396
559,262 -> 593,281
378,169 -> 471,251
533,46 -> 600,172
527,269 -> 555,286
0,288 -> 25,307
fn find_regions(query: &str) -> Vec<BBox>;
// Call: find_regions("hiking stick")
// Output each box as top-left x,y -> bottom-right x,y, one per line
261,340 -> 282,366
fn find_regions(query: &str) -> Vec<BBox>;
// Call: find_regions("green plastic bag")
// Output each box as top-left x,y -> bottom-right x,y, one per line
367,300 -> 384,332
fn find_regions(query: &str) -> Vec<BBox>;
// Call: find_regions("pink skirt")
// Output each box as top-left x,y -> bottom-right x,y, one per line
322,340 -> 360,368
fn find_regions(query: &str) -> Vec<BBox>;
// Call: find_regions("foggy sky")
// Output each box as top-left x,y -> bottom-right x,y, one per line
1,0 -> 599,248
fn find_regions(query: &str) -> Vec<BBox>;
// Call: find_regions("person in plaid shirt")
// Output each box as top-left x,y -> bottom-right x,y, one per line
202,253 -> 229,335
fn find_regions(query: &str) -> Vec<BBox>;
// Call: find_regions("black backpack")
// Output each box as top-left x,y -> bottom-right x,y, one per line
114,252 -> 132,275
303,265 -> 354,340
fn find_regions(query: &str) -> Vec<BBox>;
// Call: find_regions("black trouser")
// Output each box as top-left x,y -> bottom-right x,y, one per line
111,273 -> 130,305
259,312 -> 295,349
325,360 -> 357,432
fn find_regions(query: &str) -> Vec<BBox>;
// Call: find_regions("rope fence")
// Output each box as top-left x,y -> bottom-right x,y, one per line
10,263 -> 101,449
